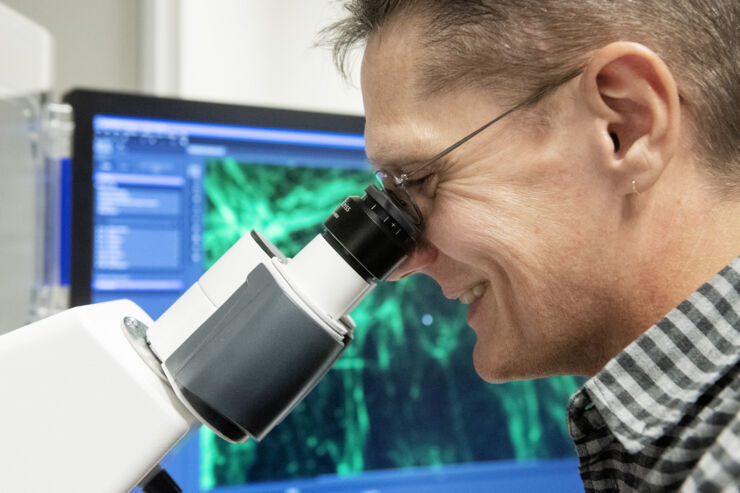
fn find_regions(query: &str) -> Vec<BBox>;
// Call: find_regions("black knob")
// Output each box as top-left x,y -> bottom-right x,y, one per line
323,184 -> 422,281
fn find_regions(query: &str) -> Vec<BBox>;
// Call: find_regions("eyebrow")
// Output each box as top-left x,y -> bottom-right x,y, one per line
367,125 -> 456,176
367,149 -> 425,173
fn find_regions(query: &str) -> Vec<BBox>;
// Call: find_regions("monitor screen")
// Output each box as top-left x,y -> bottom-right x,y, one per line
65,90 -> 582,492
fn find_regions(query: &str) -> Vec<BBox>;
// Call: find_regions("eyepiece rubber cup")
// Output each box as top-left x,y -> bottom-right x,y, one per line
323,185 -> 422,281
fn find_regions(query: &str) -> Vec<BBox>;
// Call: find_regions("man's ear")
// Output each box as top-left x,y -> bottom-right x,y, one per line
580,42 -> 681,196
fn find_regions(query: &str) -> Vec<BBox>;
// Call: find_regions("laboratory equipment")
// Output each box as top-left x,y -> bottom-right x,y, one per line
0,180 -> 420,492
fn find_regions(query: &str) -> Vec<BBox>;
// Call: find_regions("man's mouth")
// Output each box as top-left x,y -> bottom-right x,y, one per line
459,282 -> 487,305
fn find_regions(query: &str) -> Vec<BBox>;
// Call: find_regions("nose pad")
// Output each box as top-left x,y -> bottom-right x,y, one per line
387,240 -> 438,281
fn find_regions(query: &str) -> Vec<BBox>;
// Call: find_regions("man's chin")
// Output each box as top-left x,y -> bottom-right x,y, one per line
472,342 -> 534,383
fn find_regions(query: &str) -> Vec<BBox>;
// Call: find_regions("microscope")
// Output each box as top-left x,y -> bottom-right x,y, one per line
0,183 -> 420,493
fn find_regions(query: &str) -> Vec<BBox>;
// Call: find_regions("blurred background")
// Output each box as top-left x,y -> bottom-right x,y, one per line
2,0 -> 363,113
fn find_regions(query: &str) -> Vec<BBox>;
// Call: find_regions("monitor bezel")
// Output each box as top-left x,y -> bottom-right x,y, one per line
63,88 -> 365,308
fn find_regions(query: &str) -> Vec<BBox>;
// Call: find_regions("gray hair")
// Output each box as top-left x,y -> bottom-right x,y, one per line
321,0 -> 739,187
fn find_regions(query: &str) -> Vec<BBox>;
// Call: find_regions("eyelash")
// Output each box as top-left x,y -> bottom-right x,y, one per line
405,173 -> 429,187
405,173 -> 435,196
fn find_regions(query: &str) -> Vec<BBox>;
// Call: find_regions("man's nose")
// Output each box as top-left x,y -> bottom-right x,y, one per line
387,241 -> 438,281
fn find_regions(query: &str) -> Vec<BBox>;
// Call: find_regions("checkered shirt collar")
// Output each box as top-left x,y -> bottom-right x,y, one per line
569,255 -> 740,454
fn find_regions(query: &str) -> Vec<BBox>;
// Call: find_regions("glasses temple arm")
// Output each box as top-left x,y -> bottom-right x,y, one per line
405,70 -> 582,180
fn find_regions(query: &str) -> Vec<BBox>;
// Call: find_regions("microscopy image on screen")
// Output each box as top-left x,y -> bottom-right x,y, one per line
200,157 -> 581,489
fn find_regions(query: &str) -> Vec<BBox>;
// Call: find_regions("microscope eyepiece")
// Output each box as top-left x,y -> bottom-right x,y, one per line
323,184 -> 422,281
151,183 -> 424,445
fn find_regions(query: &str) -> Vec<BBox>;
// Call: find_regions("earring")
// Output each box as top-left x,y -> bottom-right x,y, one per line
632,179 -> 641,196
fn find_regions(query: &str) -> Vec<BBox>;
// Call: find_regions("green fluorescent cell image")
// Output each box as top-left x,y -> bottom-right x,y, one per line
200,157 -> 582,489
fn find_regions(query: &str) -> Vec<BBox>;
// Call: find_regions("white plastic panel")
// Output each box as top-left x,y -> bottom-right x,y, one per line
147,280 -> 216,361
148,232 -> 270,361
282,234 -> 373,319
197,232 -> 271,306
0,300 -> 196,493
0,2 -> 52,97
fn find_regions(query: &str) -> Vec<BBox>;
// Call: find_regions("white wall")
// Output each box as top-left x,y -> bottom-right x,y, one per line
176,0 -> 363,115
1,0 -> 140,99
3,0 -> 362,113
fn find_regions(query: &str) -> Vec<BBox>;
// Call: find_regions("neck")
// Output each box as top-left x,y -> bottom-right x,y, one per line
603,165 -> 740,369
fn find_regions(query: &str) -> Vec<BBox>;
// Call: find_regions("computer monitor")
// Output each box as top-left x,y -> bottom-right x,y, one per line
64,89 -> 582,492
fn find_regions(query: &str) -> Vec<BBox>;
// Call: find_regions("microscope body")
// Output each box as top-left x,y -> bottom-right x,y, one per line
0,184 -> 419,493
0,230 -> 372,492
0,299 -> 193,493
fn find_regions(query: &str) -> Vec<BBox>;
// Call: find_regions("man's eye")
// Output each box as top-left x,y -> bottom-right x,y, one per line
406,173 -> 438,198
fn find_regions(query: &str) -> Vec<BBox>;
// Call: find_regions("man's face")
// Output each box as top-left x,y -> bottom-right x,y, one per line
361,22 -> 627,381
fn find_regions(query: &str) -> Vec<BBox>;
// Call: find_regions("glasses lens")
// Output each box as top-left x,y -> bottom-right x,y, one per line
375,170 -> 423,224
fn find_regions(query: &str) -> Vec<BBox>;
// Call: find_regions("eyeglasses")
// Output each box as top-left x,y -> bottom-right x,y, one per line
375,71 -> 581,225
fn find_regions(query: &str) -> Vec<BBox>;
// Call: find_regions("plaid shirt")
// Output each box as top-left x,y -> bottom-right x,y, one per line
568,256 -> 740,492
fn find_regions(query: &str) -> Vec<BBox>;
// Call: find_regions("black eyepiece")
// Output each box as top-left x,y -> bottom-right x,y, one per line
323,185 -> 423,281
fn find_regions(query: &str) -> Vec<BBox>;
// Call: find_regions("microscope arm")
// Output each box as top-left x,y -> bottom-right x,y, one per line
0,230 -> 372,493
0,184 -> 419,493
0,299 -> 195,493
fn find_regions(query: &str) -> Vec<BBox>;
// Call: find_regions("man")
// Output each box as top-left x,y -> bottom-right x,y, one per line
323,1 -> 739,491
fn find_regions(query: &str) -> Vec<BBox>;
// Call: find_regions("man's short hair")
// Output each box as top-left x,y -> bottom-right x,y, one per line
322,0 -> 739,188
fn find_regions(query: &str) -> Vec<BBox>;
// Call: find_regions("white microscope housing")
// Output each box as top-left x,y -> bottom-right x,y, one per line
0,184 -> 420,493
